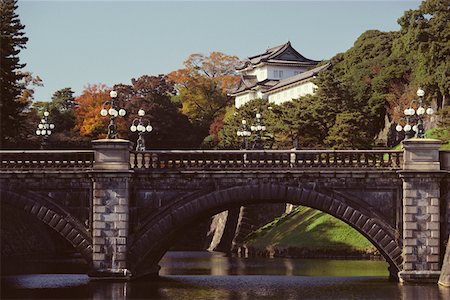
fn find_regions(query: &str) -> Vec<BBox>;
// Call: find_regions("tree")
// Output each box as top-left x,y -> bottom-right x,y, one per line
217,99 -> 273,149
74,84 -> 111,139
114,75 -> 195,149
51,87 -> 76,111
30,87 -> 93,148
168,52 -> 240,139
0,0 -> 29,147
325,112 -> 368,149
394,0 -> 450,109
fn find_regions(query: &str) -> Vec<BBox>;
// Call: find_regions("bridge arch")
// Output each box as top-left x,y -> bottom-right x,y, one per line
129,183 -> 402,278
0,189 -> 93,263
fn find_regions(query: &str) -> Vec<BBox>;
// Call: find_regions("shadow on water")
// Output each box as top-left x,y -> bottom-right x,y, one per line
2,251 -> 450,300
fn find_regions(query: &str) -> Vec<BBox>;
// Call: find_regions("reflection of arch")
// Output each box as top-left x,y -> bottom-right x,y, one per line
129,184 -> 402,278
0,189 -> 92,262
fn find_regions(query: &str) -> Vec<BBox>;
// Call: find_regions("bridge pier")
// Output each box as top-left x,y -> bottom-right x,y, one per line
398,138 -> 445,283
89,139 -> 133,279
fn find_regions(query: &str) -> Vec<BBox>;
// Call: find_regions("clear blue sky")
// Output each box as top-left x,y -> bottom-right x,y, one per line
18,0 -> 422,102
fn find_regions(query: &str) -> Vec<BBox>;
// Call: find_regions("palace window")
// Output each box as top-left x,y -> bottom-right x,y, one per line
274,70 -> 284,79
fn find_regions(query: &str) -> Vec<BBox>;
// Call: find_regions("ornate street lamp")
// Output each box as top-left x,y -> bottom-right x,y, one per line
236,119 -> 251,149
35,111 -> 55,149
250,112 -> 266,149
396,88 -> 434,139
130,109 -> 153,151
100,90 -> 126,139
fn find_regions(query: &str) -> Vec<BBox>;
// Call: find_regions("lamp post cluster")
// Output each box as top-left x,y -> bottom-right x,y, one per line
396,88 -> 434,139
236,119 -> 251,150
236,112 -> 266,149
99,90 -> 154,151
100,91 -> 126,139
35,111 -> 55,149
130,109 -> 153,151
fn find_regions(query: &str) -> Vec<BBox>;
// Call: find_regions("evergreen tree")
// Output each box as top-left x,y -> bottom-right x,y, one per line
0,0 -> 29,147
394,0 -> 450,108
48,87 -> 76,133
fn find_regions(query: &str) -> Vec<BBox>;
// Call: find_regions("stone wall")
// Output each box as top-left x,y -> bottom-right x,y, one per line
232,204 -> 287,251
206,204 -> 286,254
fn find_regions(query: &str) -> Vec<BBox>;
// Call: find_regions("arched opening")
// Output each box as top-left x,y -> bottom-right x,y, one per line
129,184 -> 402,278
0,189 -> 93,274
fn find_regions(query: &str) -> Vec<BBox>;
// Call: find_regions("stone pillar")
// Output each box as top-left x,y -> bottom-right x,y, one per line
89,139 -> 133,279
398,138 -> 445,283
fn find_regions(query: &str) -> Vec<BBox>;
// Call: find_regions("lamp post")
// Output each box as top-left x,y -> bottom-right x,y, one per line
35,111 -> 55,149
100,90 -> 126,139
250,112 -> 266,149
130,109 -> 153,151
396,88 -> 434,139
236,119 -> 251,149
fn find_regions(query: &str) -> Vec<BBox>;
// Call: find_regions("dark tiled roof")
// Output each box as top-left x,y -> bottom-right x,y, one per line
266,62 -> 331,93
236,41 -> 320,70
229,77 -> 279,95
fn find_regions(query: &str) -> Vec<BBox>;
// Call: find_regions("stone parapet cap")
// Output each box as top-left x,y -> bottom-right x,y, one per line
402,138 -> 443,171
92,139 -> 132,171
89,170 -> 134,176
92,138 -> 132,146
397,170 -> 448,179
402,138 -> 443,148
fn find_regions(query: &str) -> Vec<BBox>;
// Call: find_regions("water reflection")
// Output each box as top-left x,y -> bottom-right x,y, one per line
2,251 -> 449,299
159,251 -> 390,277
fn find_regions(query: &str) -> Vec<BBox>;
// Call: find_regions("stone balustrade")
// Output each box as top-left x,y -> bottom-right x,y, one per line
0,149 -> 404,171
0,150 -> 94,170
130,149 -> 403,170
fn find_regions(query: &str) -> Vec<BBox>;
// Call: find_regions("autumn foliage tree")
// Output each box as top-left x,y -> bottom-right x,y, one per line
168,52 -> 240,141
74,84 -> 111,139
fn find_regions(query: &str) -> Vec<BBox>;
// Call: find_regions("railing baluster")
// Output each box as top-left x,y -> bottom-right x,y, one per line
0,149 -> 405,171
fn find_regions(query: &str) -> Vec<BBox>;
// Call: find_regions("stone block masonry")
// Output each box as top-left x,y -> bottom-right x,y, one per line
398,138 -> 446,283
89,139 -> 133,279
92,175 -> 131,271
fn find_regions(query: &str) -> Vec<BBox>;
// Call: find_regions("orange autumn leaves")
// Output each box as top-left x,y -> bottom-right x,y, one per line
73,52 -> 240,140
74,84 -> 113,138
168,52 -> 240,130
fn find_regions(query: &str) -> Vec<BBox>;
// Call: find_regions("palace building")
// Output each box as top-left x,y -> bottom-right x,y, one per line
229,41 -> 330,108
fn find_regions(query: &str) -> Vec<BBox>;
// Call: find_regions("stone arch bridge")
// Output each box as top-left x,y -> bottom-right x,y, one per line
0,138 -> 449,283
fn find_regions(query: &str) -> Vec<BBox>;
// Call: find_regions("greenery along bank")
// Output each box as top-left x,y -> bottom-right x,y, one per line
242,206 -> 379,258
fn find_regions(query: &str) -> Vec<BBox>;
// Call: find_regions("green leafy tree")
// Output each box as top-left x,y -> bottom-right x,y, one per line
0,0 -> 29,147
394,0 -> 450,108
33,87 -> 82,148
48,88 -> 77,133
217,99 -> 273,149
325,112 -> 369,149
51,87 -> 76,111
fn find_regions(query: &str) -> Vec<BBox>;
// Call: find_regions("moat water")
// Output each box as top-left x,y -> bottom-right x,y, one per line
1,251 -> 449,299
